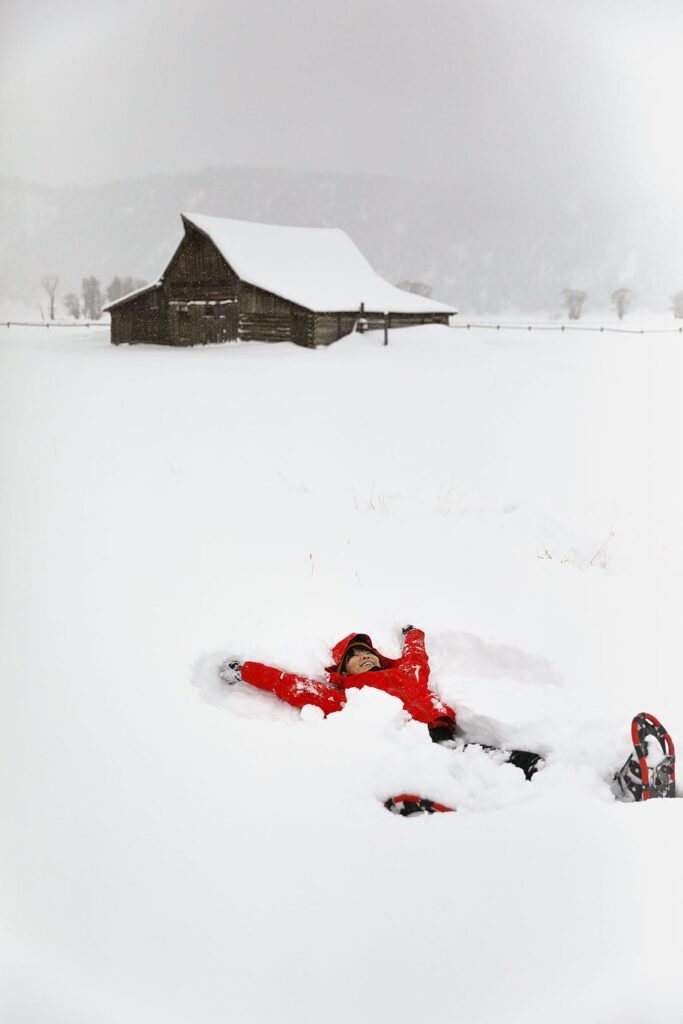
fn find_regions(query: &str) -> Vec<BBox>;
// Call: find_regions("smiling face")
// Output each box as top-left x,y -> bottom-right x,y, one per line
344,646 -> 381,675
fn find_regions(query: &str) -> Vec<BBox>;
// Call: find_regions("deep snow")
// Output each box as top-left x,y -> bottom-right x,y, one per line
1,324 -> 682,1024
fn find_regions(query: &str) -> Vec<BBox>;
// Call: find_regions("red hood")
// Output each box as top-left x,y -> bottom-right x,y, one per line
327,633 -> 397,674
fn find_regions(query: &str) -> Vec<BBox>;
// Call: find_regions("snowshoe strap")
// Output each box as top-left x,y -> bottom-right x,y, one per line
384,793 -> 455,816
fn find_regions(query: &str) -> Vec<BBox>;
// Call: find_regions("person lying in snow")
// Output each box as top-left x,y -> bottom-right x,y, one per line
218,625 -> 544,781
219,627 -> 677,803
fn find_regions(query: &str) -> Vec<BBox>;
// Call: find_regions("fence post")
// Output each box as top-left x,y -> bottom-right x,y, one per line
384,313 -> 388,346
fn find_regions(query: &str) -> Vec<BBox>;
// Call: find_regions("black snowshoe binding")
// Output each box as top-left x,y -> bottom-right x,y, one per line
384,793 -> 455,817
612,712 -> 676,802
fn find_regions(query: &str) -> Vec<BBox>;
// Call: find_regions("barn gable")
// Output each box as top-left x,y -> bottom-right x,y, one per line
164,222 -> 238,293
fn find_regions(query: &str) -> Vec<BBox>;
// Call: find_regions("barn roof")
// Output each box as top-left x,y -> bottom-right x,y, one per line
183,212 -> 457,315
103,280 -> 160,310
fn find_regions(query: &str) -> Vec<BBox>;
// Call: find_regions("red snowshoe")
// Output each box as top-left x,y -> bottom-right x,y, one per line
613,712 -> 676,802
384,793 -> 455,816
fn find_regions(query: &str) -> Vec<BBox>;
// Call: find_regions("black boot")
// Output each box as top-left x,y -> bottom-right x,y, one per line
463,742 -> 544,781
505,749 -> 544,781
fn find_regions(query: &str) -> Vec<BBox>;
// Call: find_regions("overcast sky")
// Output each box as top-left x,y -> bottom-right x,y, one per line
1,0 -> 682,204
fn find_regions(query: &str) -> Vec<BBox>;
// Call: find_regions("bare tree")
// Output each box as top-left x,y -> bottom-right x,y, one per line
82,277 -> 103,320
562,288 -> 587,321
105,276 -> 123,303
64,292 -> 81,319
41,275 -> 59,320
106,275 -> 147,303
397,280 -> 433,298
672,291 -> 683,319
611,287 -> 632,320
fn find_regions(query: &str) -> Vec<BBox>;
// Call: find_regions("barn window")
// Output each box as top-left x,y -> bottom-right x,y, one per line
149,291 -> 159,310
204,304 -> 214,317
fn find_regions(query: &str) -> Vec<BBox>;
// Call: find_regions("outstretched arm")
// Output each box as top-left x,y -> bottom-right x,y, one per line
241,660 -> 347,716
399,626 -> 456,735
401,626 -> 429,667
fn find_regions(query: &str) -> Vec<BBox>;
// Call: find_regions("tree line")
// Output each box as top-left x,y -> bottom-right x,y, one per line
41,275 -> 147,320
562,288 -> 683,320
41,274 -> 683,322
399,280 -> 683,321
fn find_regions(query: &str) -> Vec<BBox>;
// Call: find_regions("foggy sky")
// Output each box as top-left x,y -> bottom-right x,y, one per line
1,0 -> 682,206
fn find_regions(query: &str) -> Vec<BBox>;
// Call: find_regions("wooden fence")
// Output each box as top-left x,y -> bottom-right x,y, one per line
3,319 -> 683,337
1,320 -> 109,328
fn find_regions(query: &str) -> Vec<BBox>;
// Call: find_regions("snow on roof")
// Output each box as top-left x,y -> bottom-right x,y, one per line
103,280 -> 160,312
183,212 -> 457,316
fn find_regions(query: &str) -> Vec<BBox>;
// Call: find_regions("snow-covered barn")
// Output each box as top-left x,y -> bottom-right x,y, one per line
104,213 -> 456,347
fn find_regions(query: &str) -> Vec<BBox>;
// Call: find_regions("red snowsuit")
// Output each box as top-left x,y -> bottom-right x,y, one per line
240,628 -> 455,733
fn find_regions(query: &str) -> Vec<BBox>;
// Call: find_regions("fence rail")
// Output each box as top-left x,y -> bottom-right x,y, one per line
1,320 -> 110,328
3,319 -> 683,336
451,321 -> 683,335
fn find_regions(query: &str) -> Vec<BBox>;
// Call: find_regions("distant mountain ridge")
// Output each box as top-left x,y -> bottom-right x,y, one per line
1,167 -> 681,315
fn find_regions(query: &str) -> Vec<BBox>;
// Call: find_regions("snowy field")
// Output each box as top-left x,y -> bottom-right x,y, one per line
2,323 -> 683,1023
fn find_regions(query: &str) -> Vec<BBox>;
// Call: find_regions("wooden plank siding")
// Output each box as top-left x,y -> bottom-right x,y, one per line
110,286 -> 164,345
239,282 -> 309,345
311,311 -> 449,346
388,313 -> 449,329
164,225 -> 239,300
312,313 -> 349,345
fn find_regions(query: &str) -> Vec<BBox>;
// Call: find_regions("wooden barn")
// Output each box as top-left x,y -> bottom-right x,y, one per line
105,213 -> 456,348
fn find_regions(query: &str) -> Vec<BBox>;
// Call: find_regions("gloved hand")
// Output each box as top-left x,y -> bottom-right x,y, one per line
218,659 -> 243,685
401,624 -> 416,636
428,716 -> 456,744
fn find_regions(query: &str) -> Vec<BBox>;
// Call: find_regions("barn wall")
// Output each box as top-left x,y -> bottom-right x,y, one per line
312,311 -> 385,345
110,287 -> 164,345
313,314 -> 347,345
388,313 -> 450,328
310,311 -> 450,346
166,299 -> 239,346
239,285 -> 293,316
238,313 -> 292,343
239,283 -> 314,345
110,289 -> 451,347
163,226 -> 241,345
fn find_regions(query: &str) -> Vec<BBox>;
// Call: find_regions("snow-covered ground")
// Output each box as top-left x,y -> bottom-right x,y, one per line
1,323 -> 682,1024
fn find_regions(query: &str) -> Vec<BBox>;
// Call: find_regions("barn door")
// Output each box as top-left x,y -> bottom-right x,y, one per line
217,300 -> 238,342
201,303 -> 219,344
177,308 -> 191,344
